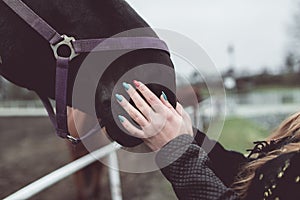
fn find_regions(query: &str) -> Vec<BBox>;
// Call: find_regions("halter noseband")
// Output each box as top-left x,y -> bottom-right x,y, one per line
2,0 -> 170,144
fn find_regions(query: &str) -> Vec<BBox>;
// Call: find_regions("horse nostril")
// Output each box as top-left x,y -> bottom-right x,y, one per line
57,44 -> 72,58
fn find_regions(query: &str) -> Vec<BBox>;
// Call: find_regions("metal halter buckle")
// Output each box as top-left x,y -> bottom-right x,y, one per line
66,135 -> 81,145
50,35 -> 79,60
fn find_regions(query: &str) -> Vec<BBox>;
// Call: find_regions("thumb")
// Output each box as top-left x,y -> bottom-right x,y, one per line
176,102 -> 184,116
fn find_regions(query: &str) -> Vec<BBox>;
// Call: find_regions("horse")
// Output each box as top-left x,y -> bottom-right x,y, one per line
0,0 -> 177,199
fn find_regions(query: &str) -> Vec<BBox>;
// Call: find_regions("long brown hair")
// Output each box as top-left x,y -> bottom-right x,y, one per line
232,111 -> 300,198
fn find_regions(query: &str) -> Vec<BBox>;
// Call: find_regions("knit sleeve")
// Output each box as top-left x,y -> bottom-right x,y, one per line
193,129 -> 247,187
155,134 -> 239,200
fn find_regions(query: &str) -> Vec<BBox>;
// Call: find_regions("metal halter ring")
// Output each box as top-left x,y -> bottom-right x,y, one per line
50,35 -> 79,60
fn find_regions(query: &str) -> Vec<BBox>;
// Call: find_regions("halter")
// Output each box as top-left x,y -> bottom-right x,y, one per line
2,0 -> 170,144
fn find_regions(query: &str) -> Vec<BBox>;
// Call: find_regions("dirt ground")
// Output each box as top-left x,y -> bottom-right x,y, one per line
0,117 -> 176,200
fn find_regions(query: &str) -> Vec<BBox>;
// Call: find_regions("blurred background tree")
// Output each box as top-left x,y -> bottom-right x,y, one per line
288,0 -> 300,73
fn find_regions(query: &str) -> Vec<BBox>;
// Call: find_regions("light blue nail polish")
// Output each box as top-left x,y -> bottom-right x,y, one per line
162,91 -> 168,101
122,82 -> 130,90
118,115 -> 125,123
116,94 -> 123,102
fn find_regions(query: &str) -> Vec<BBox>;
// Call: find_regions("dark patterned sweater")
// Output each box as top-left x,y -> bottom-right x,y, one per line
156,132 -> 300,200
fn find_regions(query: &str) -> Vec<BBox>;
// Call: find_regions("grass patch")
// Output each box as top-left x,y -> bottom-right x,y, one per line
218,117 -> 269,154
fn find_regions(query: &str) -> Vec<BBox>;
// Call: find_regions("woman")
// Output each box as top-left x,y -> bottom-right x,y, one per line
116,80 -> 300,200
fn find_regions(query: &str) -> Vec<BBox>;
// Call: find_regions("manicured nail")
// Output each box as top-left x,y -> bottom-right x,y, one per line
122,82 -> 130,90
133,80 -> 141,87
115,94 -> 123,102
118,115 -> 125,123
162,91 -> 168,101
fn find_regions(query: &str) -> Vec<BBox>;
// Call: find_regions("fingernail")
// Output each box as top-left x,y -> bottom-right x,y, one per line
133,80 -> 141,87
162,91 -> 168,101
118,115 -> 125,123
115,94 -> 123,102
122,82 -> 130,90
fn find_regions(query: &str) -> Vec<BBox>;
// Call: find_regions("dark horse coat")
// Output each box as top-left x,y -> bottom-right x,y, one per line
0,0 -> 177,147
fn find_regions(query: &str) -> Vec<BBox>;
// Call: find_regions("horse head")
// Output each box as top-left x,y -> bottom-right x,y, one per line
0,0 -> 177,147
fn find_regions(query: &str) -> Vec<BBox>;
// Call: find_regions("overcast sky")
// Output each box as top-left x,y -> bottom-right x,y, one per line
126,0 -> 298,75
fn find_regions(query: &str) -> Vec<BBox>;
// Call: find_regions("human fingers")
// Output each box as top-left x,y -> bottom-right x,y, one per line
122,82 -> 153,119
116,94 -> 149,127
133,80 -> 166,113
118,115 -> 144,138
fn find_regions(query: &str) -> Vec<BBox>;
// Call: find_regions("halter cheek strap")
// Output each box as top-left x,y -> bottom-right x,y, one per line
3,0 -> 170,144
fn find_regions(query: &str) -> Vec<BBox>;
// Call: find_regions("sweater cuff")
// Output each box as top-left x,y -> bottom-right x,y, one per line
155,134 -> 194,169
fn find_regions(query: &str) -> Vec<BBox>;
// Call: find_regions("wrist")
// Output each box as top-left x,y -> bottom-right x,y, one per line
146,132 -> 190,151
155,134 -> 194,168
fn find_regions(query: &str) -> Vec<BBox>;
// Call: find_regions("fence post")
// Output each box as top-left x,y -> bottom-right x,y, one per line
108,151 -> 122,200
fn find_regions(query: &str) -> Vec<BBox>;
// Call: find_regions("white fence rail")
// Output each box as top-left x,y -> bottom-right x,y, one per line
4,143 -> 122,200
0,107 -> 47,117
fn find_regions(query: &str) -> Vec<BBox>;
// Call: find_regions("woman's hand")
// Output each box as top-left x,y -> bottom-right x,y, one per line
116,80 -> 193,151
